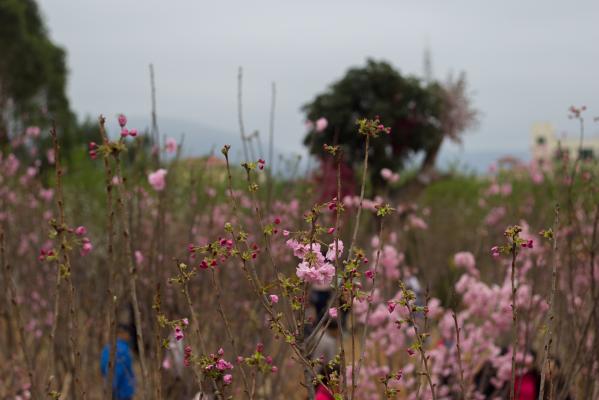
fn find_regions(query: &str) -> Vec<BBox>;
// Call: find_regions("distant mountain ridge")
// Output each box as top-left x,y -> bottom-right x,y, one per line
114,115 -> 529,174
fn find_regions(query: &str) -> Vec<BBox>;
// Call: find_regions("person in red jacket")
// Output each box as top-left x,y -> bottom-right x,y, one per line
313,363 -> 339,400
514,370 -> 539,400
314,383 -> 334,400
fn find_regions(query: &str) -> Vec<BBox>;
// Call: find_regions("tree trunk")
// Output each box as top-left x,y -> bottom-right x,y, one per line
419,138 -> 443,184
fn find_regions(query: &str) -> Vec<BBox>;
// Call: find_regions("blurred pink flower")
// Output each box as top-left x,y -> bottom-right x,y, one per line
408,215 -> 428,230
491,246 -> 500,258
387,301 -> 396,313
216,359 -> 233,371
325,240 -> 344,261
39,188 -> 54,202
148,169 -> 167,191
485,206 -> 506,226
26,126 -> 41,138
174,326 -> 184,341
453,251 -> 478,277
500,183 -> 512,196
315,117 -> 328,132
206,187 -> 216,197
135,250 -> 144,265
5,154 -> 20,176
165,138 -> 177,154
47,149 -> 56,164
328,307 -> 338,319
81,239 -> 93,256
118,114 -> 127,128
380,168 -> 400,183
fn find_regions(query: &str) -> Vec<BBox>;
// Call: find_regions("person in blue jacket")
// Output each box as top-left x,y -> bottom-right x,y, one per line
101,324 -> 136,400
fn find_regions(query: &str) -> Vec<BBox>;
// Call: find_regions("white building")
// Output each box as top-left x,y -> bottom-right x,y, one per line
531,122 -> 599,163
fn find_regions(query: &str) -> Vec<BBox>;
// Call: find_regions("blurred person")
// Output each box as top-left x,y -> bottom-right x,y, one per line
474,349 -> 572,400
310,280 -> 350,332
314,384 -> 335,400
512,351 -> 572,400
310,319 -> 339,366
309,283 -> 333,324
314,363 -> 340,400
101,324 -> 136,400
125,304 -> 139,355
513,367 -> 540,400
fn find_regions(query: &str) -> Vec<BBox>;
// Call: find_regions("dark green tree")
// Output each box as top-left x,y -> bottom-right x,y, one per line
0,0 -> 76,153
303,59 -> 477,190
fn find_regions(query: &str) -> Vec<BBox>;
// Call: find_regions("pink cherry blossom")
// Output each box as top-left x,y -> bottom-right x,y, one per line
387,301 -> 396,313
325,240 -> 344,261
315,117 -> 328,132
216,358 -> 233,371
328,307 -> 338,319
148,169 -> 167,191
80,239 -> 93,256
174,326 -> 184,341
135,250 -> 144,265
165,138 -> 177,154
118,114 -> 127,127
380,168 -> 400,183
26,126 -> 41,138
491,246 -> 501,258
454,251 -> 478,277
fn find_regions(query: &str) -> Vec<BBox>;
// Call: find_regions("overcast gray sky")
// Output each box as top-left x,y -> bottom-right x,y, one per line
39,0 -> 598,162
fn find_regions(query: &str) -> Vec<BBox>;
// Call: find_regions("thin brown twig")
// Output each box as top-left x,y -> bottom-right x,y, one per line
50,124 -> 86,400
509,240 -> 519,400
1,228 -> 42,399
353,219 -> 385,395
539,205 -> 559,400
404,283 -> 436,400
113,150 -> 150,398
209,268 -> 252,398
237,67 -> 250,162
98,115 -> 119,399
222,147 -> 331,398
266,82 -> 276,212
452,312 -> 466,400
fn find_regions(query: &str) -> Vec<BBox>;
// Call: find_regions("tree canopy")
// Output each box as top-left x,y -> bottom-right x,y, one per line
303,59 -> 477,189
0,0 -> 76,151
